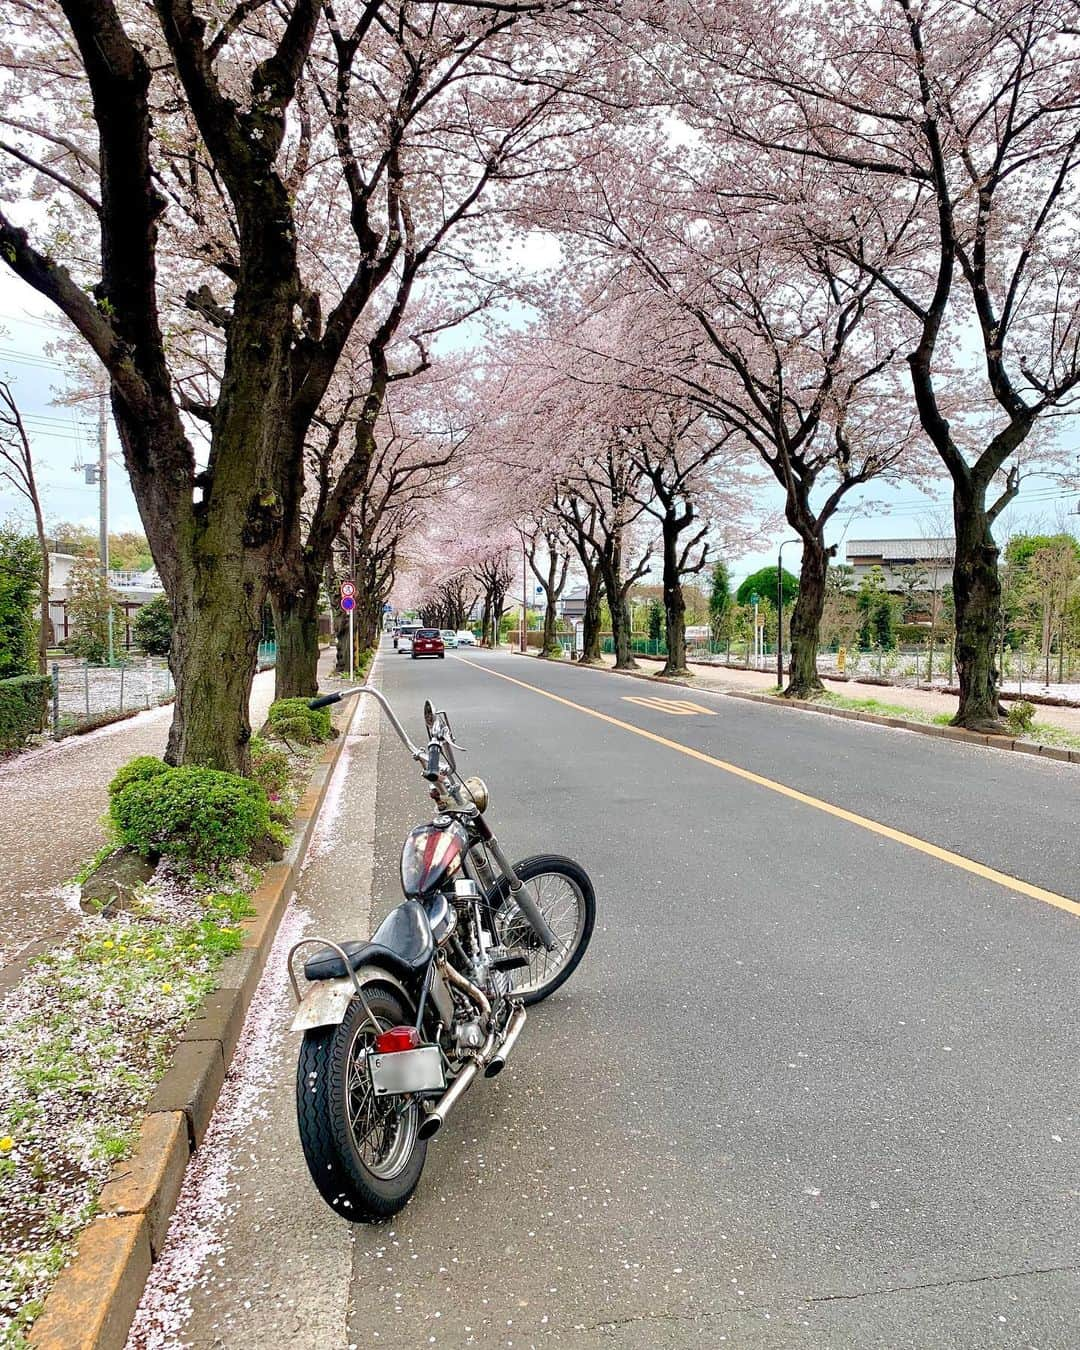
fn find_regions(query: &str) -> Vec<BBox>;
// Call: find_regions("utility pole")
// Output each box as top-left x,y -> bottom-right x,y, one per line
74,391 -> 114,662
98,392 -> 113,664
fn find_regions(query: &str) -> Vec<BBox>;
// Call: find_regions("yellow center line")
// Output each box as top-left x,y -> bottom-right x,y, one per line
455,656 -> 1080,921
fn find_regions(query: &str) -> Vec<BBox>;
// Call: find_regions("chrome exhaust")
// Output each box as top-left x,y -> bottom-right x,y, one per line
484,1004 -> 527,1078
418,1003 -> 527,1139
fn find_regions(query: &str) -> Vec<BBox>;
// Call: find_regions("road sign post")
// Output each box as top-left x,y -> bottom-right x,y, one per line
341,592 -> 356,681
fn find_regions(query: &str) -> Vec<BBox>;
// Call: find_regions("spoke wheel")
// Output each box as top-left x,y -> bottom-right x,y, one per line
489,855 -> 596,1005
297,985 -> 427,1222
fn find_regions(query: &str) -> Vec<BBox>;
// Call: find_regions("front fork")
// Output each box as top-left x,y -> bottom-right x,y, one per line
469,815 -> 558,952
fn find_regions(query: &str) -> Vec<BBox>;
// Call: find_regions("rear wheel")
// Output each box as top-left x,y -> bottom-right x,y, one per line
296,985 -> 426,1222
487,855 -> 595,1005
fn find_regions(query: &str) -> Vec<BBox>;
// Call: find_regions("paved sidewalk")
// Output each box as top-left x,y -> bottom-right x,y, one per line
0,657 -> 328,982
592,653 -> 1080,735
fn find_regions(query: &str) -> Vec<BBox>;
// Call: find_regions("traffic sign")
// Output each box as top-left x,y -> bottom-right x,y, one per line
340,595 -> 355,612
340,581 -> 356,599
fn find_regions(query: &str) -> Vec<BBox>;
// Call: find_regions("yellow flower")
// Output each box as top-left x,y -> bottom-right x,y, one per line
161,983 -> 172,995
103,940 -> 114,950
0,1137 -> 14,1154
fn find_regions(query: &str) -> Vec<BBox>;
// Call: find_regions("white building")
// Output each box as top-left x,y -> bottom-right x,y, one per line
47,552 -> 164,646
845,538 -> 954,592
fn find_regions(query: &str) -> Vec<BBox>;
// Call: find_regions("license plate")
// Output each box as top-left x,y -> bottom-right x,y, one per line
368,1045 -> 445,1096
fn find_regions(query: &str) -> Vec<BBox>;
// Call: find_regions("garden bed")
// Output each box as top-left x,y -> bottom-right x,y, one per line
0,701 -> 344,1346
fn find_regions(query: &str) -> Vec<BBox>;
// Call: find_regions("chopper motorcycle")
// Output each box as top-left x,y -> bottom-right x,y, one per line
288,686 -> 596,1221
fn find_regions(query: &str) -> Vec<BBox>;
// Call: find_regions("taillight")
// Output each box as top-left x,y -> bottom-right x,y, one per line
374,1026 -> 420,1054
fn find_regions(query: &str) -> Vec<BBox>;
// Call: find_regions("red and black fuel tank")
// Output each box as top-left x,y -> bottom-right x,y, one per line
400,817 -> 469,898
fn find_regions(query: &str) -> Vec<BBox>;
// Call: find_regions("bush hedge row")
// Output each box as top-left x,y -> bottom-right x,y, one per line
0,673 -> 51,752
109,760 -> 270,865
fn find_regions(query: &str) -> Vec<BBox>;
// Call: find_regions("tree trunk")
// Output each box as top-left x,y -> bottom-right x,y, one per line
166,565 -> 264,773
272,583 -> 321,700
578,571 -> 603,664
660,516 -> 688,677
785,541 -> 827,698
951,485 -> 1005,730
600,540 -> 636,671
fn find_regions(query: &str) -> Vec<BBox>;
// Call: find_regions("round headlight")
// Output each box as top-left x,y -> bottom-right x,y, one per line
463,775 -> 489,813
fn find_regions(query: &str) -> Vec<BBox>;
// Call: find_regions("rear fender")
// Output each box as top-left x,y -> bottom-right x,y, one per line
290,963 -> 412,1033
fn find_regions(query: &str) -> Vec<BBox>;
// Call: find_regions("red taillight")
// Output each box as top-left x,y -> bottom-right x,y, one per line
374,1026 -> 420,1054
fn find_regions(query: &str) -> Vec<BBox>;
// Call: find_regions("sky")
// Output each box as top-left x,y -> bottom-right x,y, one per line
2,263 -> 1078,588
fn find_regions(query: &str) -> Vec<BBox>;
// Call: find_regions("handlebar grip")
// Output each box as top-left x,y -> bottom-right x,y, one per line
424,742 -> 441,779
308,693 -> 342,710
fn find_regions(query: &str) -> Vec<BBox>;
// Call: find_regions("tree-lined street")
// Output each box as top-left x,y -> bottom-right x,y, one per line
129,644 -> 1079,1348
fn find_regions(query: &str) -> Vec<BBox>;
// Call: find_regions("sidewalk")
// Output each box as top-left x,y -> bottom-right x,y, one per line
0,661 -> 299,984
594,653 -> 1080,736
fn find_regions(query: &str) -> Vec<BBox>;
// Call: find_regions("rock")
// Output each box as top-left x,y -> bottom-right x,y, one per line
249,832 -> 286,866
80,848 -> 157,916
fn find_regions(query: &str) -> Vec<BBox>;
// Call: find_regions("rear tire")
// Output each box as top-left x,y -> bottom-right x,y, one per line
296,985 -> 427,1222
486,855 -> 595,1005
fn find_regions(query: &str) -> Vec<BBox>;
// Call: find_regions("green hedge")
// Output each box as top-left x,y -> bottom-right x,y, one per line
110,764 -> 270,865
0,673 -> 51,752
267,697 -> 332,744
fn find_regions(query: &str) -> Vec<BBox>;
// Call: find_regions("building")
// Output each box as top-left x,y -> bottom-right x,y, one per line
47,552 -> 164,647
845,538 -> 954,591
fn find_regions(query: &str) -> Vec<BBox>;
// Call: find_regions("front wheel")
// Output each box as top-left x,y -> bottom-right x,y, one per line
487,855 -> 595,1005
296,984 -> 426,1222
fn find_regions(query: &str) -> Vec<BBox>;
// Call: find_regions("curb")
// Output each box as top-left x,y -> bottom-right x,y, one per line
28,656 -> 370,1350
516,653 -> 1080,767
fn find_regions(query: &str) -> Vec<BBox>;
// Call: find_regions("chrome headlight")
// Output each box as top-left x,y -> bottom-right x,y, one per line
463,775 -> 489,812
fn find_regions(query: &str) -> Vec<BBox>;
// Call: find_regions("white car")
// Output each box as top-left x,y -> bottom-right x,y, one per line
456,630 -> 477,647
396,624 -> 421,653
440,630 -> 459,649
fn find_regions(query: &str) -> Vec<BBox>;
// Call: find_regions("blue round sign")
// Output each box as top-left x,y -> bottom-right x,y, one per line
340,595 -> 356,612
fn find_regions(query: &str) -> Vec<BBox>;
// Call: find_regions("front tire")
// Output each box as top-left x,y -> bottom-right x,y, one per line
296,985 -> 427,1222
486,855 -> 595,1005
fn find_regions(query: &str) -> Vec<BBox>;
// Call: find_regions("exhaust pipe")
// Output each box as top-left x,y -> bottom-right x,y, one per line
484,1004 -> 527,1077
418,1059 -> 480,1139
419,1003 -> 527,1138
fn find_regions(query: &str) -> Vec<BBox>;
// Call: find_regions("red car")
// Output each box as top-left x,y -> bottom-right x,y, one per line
411,628 -> 445,659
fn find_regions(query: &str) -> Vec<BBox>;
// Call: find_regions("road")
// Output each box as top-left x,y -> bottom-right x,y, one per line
130,645 -> 1080,1350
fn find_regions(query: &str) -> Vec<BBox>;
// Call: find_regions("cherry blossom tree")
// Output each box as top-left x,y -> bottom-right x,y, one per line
691,0 -> 1080,726
0,0 -> 603,767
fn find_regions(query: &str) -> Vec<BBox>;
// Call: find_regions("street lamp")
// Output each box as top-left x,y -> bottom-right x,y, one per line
776,538 -> 801,688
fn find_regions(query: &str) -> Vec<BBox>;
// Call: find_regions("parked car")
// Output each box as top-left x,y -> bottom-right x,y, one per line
440,629 -> 458,649
456,630 -> 477,647
395,623 -> 421,652
411,629 -> 445,659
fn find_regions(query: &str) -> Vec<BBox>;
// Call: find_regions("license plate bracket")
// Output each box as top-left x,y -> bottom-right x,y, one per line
368,1045 -> 445,1096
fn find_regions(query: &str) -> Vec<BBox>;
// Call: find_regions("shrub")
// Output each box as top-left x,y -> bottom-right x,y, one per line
110,765 -> 270,865
267,697 -> 331,743
0,673 -> 51,752
1006,700 -> 1036,734
0,529 -> 40,679
250,736 -> 290,793
108,755 -> 169,797
132,595 -> 172,656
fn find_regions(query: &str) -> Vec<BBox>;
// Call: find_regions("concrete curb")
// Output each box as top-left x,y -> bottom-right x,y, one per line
28,657 -> 369,1350
516,653 -> 1080,767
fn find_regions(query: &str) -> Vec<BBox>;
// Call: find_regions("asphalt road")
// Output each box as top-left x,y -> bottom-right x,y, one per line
133,645 -> 1080,1350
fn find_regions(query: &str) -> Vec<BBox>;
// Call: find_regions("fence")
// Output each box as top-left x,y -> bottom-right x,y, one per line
49,656 -> 173,736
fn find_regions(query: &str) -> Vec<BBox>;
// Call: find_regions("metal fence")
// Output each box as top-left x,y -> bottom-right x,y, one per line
49,656 -> 173,735
47,641 -> 278,737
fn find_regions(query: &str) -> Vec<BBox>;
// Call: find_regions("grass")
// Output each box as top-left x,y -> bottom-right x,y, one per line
0,894 -> 248,1346
793,691 -> 1079,749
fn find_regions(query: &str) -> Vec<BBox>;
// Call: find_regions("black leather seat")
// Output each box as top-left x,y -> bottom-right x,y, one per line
304,900 -> 435,982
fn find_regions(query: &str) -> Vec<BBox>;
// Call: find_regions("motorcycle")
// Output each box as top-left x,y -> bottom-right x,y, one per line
288,686 -> 596,1221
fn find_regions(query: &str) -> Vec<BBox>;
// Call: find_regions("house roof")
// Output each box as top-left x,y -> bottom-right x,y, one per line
846,538 -> 954,563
